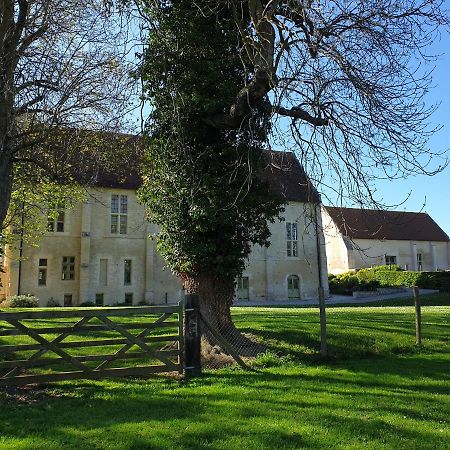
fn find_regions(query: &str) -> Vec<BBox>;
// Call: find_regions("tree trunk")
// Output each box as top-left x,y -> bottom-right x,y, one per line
181,273 -> 265,358
0,151 -> 13,232
182,273 -> 236,337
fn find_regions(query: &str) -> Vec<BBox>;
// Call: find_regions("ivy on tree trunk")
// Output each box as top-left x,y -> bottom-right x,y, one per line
137,1 -> 284,348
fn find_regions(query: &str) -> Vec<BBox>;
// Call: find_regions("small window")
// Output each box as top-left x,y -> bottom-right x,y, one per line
95,293 -> 104,306
111,194 -> 127,234
286,222 -> 298,257
38,258 -> 47,286
417,253 -> 423,271
124,259 -> 132,285
125,293 -> 133,305
385,255 -> 397,266
48,211 -> 65,232
62,256 -> 75,280
64,294 -> 73,307
237,277 -> 249,290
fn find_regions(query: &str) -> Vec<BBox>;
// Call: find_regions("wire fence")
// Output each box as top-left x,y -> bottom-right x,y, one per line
199,306 -> 298,370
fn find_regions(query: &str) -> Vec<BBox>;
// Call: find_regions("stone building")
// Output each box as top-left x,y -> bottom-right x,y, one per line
323,206 -> 450,274
0,151 -> 329,305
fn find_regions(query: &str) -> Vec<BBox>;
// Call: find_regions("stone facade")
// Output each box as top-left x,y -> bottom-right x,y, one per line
0,188 -> 329,305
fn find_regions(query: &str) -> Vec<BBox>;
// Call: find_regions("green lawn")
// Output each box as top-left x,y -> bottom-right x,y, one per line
0,303 -> 449,450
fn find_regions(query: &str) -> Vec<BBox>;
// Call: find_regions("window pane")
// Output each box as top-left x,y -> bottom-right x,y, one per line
62,256 -> 75,280
124,259 -> 132,285
111,195 -> 119,213
292,241 -> 298,257
119,215 -> 127,234
287,242 -> 291,257
292,223 -> 298,240
57,211 -> 65,231
38,268 -> 47,286
39,258 -> 47,266
111,215 -> 118,233
286,223 -> 292,240
120,195 -> 128,214
56,219 -> 64,232
125,293 -> 133,305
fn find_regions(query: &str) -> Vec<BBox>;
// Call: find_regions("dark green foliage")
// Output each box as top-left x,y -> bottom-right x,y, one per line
138,1 -> 284,280
414,271 -> 450,292
328,272 -> 379,295
0,295 -> 39,308
330,266 -> 450,294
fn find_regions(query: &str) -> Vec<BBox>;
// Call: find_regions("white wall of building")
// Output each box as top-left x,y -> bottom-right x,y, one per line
322,208 -> 450,274
1,188 -> 329,305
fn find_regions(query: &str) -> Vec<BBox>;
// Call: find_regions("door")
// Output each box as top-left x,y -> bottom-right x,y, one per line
287,275 -> 300,299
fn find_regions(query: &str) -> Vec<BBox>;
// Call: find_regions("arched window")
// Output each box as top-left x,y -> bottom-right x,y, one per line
287,275 -> 300,299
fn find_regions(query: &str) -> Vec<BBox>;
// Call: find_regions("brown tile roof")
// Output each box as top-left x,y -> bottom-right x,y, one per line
325,207 -> 449,242
261,151 -> 321,203
88,144 -> 320,204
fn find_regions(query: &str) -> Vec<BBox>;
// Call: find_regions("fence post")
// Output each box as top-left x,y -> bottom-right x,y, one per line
413,286 -> 422,345
184,294 -> 202,377
318,286 -> 327,358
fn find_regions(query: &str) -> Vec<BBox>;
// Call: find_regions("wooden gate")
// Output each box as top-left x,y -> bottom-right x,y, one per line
0,305 -> 183,386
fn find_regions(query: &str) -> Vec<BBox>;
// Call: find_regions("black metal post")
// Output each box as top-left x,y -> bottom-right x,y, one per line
184,294 -> 201,377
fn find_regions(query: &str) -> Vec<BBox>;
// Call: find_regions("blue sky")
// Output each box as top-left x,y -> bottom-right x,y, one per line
364,32 -> 450,236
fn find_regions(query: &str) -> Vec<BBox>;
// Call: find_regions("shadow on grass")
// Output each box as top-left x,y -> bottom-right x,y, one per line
1,365 -> 448,450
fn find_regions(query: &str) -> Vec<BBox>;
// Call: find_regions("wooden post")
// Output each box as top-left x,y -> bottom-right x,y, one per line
413,286 -> 422,345
184,294 -> 201,377
318,286 -> 327,358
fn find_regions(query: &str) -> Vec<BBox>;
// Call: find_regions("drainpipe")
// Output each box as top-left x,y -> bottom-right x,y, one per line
314,200 -> 327,358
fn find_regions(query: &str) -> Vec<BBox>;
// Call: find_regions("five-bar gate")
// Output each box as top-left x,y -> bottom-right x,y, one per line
0,305 -> 183,386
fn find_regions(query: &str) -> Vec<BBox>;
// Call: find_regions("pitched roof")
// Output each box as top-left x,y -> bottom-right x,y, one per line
325,206 -> 449,242
88,145 -> 320,204
261,151 -> 321,203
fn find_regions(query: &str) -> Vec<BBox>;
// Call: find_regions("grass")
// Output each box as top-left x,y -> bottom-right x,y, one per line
327,292 -> 450,308
0,301 -> 449,449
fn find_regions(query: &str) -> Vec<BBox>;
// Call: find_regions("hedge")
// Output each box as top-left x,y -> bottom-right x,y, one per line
329,267 -> 450,295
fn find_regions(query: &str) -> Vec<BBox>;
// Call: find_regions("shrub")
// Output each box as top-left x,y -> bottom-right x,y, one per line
355,266 -> 450,291
79,301 -> 95,307
46,298 -> 61,307
328,271 -> 362,295
1,295 -> 39,308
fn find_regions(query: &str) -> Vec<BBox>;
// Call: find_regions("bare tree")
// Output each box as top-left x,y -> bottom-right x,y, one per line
0,0 -> 138,233
183,0 -> 449,204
